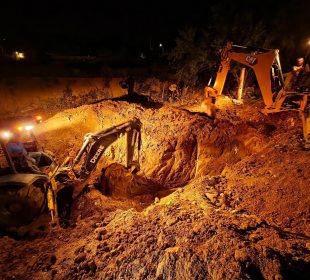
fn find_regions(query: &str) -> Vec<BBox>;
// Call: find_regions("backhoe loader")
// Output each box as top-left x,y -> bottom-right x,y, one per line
203,42 -> 310,149
0,125 -> 55,229
0,118 -> 142,230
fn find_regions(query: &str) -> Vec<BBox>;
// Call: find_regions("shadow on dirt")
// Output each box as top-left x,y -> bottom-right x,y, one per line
97,163 -> 176,200
91,93 -> 163,109
112,94 -> 163,109
178,108 -> 215,119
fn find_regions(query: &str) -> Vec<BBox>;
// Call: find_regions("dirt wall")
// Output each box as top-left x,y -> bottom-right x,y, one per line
0,77 -> 125,117
0,77 -> 198,118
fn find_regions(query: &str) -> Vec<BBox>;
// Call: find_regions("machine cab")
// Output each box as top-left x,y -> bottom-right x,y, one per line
0,115 -> 54,175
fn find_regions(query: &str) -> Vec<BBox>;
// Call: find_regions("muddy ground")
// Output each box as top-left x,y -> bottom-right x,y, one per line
0,94 -> 309,279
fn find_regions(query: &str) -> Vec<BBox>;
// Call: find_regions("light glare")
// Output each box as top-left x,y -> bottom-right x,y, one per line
25,125 -> 34,131
2,131 -> 12,139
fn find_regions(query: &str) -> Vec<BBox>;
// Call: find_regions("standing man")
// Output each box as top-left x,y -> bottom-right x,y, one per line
285,57 -> 310,90
293,57 -> 309,75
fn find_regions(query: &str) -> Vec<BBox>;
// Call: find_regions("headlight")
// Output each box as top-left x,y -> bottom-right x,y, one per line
1,131 -> 12,139
36,116 -> 42,123
25,125 -> 34,131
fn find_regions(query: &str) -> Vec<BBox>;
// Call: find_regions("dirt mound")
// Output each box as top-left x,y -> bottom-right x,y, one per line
223,138 -> 310,235
1,177 -> 308,279
35,100 -> 267,193
0,98 -> 309,279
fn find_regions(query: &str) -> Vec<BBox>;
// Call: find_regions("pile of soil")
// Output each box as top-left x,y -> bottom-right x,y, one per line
0,97 -> 309,279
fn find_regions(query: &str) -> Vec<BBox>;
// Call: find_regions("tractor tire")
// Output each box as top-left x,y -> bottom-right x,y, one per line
0,182 -> 46,229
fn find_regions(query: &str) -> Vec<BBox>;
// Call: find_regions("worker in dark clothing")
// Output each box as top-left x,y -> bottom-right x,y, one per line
119,76 -> 137,99
285,57 -> 310,90
125,76 -> 135,97
293,57 -> 309,74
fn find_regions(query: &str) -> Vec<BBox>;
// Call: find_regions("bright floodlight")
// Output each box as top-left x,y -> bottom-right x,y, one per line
15,52 -> 25,60
25,125 -> 34,131
2,131 -> 12,139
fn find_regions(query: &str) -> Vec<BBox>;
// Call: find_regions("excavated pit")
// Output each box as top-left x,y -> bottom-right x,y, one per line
0,99 -> 309,279
32,100 -> 268,217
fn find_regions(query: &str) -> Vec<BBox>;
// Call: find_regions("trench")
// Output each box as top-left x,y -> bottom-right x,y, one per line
65,106 -> 267,224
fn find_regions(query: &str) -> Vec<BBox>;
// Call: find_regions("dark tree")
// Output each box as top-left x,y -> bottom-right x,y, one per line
168,0 -> 310,86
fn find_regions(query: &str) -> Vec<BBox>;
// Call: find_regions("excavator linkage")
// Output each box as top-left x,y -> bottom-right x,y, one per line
203,42 -> 310,148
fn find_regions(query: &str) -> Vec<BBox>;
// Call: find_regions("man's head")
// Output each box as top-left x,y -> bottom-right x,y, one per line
297,57 -> 305,67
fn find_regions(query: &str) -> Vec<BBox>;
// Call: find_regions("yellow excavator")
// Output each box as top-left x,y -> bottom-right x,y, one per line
0,118 -> 142,230
49,118 -> 141,226
202,42 -> 310,149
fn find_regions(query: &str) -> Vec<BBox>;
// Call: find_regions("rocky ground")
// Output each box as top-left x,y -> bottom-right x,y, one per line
0,94 -> 309,279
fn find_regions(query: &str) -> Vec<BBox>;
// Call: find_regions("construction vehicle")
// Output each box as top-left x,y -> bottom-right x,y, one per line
0,127 -> 56,229
203,42 -> 310,149
0,118 -> 142,230
50,118 -> 142,225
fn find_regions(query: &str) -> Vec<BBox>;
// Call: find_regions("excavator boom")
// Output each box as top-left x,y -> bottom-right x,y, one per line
211,42 -> 285,107
71,118 -> 141,179
204,42 -> 310,148
48,118 -> 142,226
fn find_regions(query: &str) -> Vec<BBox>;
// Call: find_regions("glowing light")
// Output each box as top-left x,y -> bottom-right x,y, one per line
17,126 -> 23,131
14,51 -> 25,60
25,125 -> 34,131
1,131 -> 12,139
159,43 -> 163,48
36,115 -> 43,123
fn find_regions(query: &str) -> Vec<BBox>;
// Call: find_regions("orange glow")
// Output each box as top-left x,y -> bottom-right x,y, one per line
36,115 -> 43,123
17,126 -> 23,131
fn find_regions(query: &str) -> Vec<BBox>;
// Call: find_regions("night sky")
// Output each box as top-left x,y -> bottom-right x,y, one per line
0,0 -> 309,55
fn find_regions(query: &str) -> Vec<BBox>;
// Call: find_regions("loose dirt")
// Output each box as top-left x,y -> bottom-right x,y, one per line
0,95 -> 309,279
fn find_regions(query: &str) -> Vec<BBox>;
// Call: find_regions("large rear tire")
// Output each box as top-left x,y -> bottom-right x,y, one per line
0,182 -> 46,228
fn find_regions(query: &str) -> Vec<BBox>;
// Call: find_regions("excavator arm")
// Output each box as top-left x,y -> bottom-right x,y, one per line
71,118 -> 142,179
49,118 -> 142,226
209,42 -> 284,108
204,42 -> 310,148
